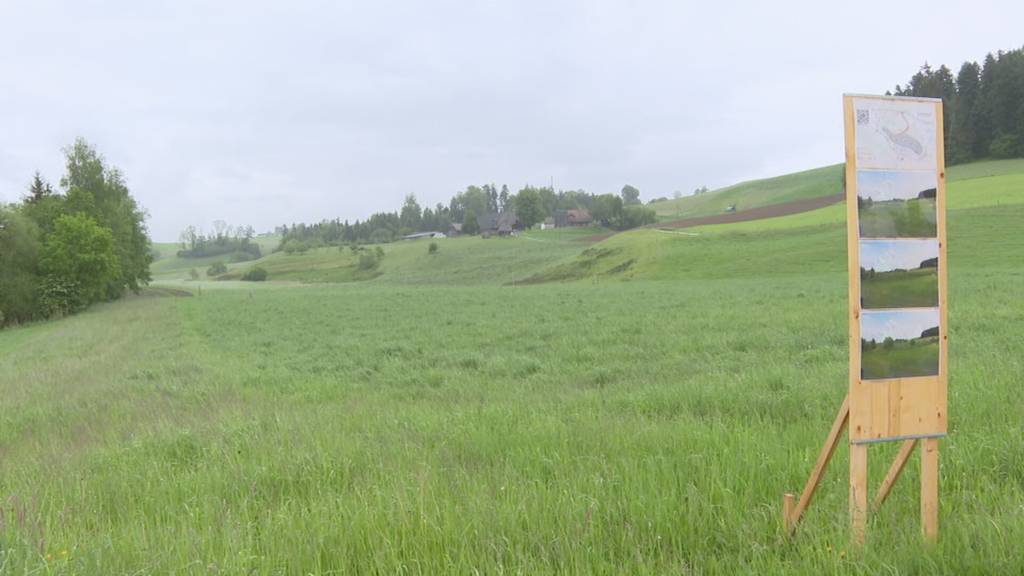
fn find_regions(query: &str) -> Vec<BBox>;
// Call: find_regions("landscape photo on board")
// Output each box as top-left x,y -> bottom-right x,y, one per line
857,169 -> 937,238
861,309 -> 940,380
860,239 -> 939,309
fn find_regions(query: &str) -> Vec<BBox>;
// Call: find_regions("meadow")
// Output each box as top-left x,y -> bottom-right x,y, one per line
861,336 -> 941,380
1,162 -> 1023,573
858,198 -> 937,238
860,267 -> 938,309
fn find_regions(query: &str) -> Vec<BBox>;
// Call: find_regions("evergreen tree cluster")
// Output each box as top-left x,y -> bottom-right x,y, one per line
0,139 -> 152,326
893,46 -> 1024,163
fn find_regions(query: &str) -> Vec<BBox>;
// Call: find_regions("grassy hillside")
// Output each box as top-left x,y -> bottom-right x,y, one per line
150,235 -> 281,280
530,168 -> 1024,284
163,227 -> 603,285
650,164 -> 843,221
649,158 -> 1024,223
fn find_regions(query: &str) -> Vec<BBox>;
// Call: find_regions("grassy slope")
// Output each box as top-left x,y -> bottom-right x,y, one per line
862,267 -> 938,309
150,235 -> 281,280
862,337 -> 941,379
648,157 -> 1024,222
170,227 -> 604,286
529,169 -> 1024,283
650,164 -> 842,221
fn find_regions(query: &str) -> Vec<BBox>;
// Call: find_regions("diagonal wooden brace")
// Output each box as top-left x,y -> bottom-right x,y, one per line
783,395 -> 850,535
872,439 -> 917,511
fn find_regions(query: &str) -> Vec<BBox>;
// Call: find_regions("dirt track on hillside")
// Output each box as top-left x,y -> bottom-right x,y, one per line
654,192 -> 844,229
576,192 -> 845,243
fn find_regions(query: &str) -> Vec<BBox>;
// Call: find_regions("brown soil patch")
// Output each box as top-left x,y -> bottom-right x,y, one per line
653,193 -> 844,230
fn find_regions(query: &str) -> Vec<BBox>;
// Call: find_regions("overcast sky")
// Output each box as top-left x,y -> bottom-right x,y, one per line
2,1 -> 1021,241
860,239 -> 938,271
862,309 -> 939,341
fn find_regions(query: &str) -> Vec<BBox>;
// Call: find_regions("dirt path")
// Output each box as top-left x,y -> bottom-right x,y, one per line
653,193 -> 844,229
575,192 -> 844,243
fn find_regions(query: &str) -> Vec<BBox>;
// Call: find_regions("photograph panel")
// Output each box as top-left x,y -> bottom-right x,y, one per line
861,309 -> 940,380
857,170 -> 937,238
860,239 -> 939,309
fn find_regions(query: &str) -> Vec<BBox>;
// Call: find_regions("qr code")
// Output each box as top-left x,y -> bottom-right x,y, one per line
856,109 -> 869,125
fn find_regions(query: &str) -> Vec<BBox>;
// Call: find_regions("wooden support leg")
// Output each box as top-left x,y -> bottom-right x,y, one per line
921,438 -> 939,541
850,443 -> 868,545
783,396 -> 849,536
872,439 -> 917,511
782,493 -> 795,533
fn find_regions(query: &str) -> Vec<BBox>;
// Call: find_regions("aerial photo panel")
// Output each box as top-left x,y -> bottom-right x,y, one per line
861,309 -> 940,380
857,170 -> 937,238
860,239 -> 939,309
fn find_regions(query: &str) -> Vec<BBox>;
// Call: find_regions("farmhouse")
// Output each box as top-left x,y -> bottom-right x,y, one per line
478,211 -> 520,237
554,208 -> 593,227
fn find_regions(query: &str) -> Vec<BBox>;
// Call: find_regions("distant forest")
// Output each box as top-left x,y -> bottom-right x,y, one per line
276,184 -> 654,249
892,45 -> 1024,164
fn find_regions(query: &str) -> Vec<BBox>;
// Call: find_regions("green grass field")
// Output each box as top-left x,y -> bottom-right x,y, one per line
861,337 -> 941,380
2,162 -> 1024,573
861,267 -> 938,309
649,164 -> 843,221
858,198 -> 937,238
647,158 -> 1024,224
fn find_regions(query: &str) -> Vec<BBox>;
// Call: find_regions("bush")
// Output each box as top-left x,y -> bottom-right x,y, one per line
189,268 -> 199,280
282,239 -> 310,254
207,261 -> 228,276
242,266 -> 268,281
358,252 -> 378,270
375,246 -> 385,259
428,242 -> 438,254
989,134 -> 1021,159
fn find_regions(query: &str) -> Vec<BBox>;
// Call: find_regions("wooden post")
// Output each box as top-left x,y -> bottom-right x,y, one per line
850,443 -> 868,545
873,439 -> 917,511
921,438 -> 939,541
782,493 -> 796,534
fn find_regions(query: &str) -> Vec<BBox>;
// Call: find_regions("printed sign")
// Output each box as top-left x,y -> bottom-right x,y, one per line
844,94 -> 948,443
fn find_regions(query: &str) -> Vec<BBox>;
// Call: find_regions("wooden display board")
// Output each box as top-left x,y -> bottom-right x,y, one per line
783,94 -> 947,543
844,93 -> 948,443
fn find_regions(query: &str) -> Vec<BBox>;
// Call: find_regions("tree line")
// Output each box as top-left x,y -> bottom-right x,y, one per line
893,45 -> 1024,163
0,139 -> 152,327
276,183 -> 654,249
177,220 -> 261,261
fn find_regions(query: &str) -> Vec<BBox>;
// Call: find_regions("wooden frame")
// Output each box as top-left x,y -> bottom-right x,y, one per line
784,95 -> 946,543
845,94 -> 948,444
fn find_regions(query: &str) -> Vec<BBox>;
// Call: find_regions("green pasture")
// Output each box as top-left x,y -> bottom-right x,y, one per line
861,267 -> 939,309
2,160 -> 1024,573
649,164 -> 842,221
858,198 -> 937,238
648,158 -> 1024,224
861,337 -> 941,380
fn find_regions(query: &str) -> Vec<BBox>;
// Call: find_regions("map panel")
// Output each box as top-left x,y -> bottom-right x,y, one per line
853,97 -> 938,171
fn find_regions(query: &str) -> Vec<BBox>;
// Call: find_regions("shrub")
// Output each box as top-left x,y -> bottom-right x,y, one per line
358,252 -> 378,270
989,134 -> 1021,159
207,261 -> 228,276
428,242 -> 438,254
189,268 -> 199,280
282,239 -> 309,254
242,266 -> 268,281
375,246 -> 385,259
